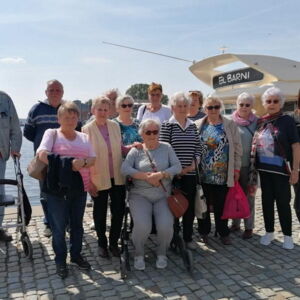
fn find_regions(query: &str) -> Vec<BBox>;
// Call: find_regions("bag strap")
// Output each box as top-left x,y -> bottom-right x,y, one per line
143,147 -> 167,193
244,125 -> 254,136
142,105 -> 147,117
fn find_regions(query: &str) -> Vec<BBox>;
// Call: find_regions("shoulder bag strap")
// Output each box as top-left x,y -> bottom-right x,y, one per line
51,129 -> 58,152
244,125 -> 254,136
143,147 -> 167,192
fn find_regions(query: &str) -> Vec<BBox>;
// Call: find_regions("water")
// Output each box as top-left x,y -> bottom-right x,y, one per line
5,135 -> 40,206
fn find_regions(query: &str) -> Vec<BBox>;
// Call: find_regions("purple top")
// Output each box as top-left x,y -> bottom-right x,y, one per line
98,124 -> 114,178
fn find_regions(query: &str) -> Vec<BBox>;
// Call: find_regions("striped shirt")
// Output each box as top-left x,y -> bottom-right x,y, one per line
160,116 -> 202,175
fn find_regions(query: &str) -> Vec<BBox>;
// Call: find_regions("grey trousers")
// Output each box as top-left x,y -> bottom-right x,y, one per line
129,194 -> 174,256
0,158 -> 6,227
232,166 -> 255,230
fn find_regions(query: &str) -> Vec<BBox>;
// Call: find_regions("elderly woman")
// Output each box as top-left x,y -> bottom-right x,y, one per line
187,90 -> 206,121
113,94 -> 143,146
160,92 -> 202,250
230,93 -> 258,239
82,96 -> 127,258
251,87 -> 300,249
195,96 -> 242,245
121,119 -> 181,270
37,102 -> 96,278
136,82 -> 172,123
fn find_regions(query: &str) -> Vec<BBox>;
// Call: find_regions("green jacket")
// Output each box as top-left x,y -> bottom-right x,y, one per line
0,91 -> 22,160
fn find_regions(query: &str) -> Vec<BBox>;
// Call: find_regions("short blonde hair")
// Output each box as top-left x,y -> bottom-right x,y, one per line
203,96 -> 224,111
116,95 -> 134,108
168,92 -> 191,107
91,96 -> 111,110
57,101 -> 80,117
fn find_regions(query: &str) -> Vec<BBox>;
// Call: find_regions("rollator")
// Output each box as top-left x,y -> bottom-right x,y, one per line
0,156 -> 32,259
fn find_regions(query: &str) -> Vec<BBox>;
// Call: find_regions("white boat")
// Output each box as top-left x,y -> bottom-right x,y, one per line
189,53 -> 300,115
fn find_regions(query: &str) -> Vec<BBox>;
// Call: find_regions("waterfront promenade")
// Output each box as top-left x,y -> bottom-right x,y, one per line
1,190 -> 300,300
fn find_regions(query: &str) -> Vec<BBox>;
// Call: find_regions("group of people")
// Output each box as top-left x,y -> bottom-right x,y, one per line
0,80 -> 299,279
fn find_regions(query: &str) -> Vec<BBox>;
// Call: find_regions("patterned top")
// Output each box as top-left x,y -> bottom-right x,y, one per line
200,123 -> 229,185
113,118 -> 142,145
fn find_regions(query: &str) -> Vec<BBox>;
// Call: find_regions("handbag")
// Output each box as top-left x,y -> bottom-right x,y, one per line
27,129 -> 57,180
221,182 -> 250,219
144,148 -> 188,218
194,159 -> 207,219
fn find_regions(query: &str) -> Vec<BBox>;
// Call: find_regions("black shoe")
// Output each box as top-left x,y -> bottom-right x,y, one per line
109,245 -> 120,257
99,247 -> 110,258
56,263 -> 68,279
71,255 -> 91,270
0,229 -> 12,242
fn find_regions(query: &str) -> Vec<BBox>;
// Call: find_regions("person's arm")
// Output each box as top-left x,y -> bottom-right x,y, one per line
231,120 -> 242,182
136,105 -> 145,122
163,144 -> 182,176
290,143 -> 300,184
8,97 -> 22,156
23,106 -> 36,142
159,122 -> 171,144
37,129 -> 56,164
121,147 -> 149,179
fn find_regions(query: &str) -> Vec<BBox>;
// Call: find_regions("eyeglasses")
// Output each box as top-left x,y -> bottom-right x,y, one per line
120,103 -> 133,108
239,103 -> 251,108
144,130 -> 159,136
266,99 -> 280,104
206,105 -> 221,110
150,93 -> 161,97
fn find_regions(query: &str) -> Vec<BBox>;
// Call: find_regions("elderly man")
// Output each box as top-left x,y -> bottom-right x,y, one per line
24,79 -> 64,237
0,91 -> 22,242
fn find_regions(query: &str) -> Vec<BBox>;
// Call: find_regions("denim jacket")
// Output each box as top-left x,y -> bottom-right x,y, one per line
0,91 -> 22,160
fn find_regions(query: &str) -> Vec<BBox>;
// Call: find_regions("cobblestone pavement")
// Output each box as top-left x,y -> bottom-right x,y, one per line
1,190 -> 300,300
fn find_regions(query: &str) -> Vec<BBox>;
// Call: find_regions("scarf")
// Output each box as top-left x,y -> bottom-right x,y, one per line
248,111 -> 283,185
232,110 -> 258,126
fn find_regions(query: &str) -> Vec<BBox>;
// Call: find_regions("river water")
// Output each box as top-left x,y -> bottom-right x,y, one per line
5,135 -> 40,206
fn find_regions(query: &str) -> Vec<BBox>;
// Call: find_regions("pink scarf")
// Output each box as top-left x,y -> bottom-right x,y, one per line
232,110 -> 257,126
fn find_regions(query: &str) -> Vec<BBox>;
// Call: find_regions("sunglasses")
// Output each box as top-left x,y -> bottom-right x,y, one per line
239,103 -> 251,108
144,130 -> 159,136
206,105 -> 221,110
266,99 -> 280,104
120,103 -> 133,108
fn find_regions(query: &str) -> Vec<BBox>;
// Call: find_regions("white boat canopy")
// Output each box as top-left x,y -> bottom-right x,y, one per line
189,53 -> 300,114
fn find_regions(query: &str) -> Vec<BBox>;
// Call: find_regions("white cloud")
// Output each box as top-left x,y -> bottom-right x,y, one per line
82,57 -> 112,64
0,57 -> 26,64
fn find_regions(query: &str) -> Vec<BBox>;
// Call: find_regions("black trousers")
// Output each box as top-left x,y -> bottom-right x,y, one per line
259,171 -> 292,236
174,175 -> 197,242
92,179 -> 126,248
198,183 -> 229,237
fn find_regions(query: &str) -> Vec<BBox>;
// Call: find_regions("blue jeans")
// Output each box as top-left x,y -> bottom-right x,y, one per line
0,158 -> 7,227
47,190 -> 87,265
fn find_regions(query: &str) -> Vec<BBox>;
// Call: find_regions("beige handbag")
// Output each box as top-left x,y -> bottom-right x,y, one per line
27,129 -> 57,180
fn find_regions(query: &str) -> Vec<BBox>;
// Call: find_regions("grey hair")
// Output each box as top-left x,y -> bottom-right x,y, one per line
261,87 -> 285,108
116,94 -> 134,108
91,95 -> 111,110
236,92 -> 255,106
46,79 -> 63,90
138,119 -> 161,135
203,95 -> 224,111
104,88 -> 120,98
168,92 -> 191,107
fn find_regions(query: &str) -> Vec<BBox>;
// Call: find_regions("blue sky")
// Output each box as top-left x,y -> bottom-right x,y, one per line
1,0 -> 299,117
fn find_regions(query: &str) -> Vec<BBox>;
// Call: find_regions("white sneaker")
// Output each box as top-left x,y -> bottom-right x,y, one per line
260,232 -> 274,246
156,255 -> 168,269
90,222 -> 95,230
186,240 -> 197,250
282,235 -> 294,250
134,256 -> 145,271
